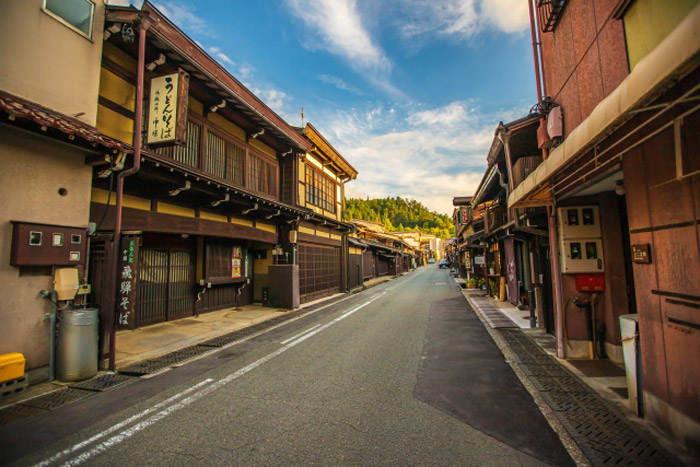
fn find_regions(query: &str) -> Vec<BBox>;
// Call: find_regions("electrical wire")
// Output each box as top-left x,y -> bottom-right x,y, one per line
92,156 -> 115,235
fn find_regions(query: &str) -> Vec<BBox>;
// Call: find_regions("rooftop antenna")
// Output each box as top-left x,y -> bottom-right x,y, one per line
301,107 -> 305,127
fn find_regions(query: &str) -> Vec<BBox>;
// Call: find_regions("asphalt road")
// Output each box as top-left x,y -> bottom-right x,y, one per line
5,266 -> 573,466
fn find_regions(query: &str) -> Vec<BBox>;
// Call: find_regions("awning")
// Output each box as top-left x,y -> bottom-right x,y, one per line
508,4 -> 700,209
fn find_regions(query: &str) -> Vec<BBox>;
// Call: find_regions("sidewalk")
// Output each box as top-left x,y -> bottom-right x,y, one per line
456,278 -> 695,466
0,270 -> 409,426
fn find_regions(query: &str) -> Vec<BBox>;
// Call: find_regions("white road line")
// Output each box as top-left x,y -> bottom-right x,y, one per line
280,324 -> 321,344
49,295 -> 383,467
34,378 -> 214,467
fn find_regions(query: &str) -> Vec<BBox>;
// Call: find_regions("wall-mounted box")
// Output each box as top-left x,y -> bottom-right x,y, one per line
557,205 -> 601,239
10,221 -> 87,266
561,239 -> 604,273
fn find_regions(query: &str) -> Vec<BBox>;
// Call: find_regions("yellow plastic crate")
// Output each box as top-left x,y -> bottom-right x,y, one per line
0,353 -> 25,383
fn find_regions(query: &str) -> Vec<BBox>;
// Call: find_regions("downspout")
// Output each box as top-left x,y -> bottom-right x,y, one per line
528,0 -> 565,358
108,15 -> 152,371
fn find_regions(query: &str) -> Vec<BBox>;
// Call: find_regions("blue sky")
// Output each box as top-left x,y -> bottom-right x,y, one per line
138,0 -> 536,214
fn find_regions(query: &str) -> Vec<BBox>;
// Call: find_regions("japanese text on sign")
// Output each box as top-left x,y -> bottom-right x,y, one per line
148,73 -> 180,145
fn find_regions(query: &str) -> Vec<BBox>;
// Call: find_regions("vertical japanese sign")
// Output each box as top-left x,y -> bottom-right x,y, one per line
147,70 -> 189,146
231,246 -> 242,278
117,236 -> 139,330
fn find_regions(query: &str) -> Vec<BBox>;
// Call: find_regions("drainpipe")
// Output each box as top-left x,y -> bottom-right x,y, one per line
108,15 -> 152,371
528,0 -> 565,358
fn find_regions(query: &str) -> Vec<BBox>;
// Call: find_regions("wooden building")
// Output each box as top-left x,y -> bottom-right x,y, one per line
87,2 -> 356,367
509,0 -> 700,452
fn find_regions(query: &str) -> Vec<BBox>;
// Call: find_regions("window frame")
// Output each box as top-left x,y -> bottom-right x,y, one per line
148,110 -> 279,199
42,0 -> 95,40
305,164 -> 336,213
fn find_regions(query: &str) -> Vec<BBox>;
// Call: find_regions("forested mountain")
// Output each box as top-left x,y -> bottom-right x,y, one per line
345,197 -> 455,239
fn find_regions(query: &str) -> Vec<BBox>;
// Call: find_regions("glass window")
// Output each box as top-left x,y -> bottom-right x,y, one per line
44,0 -> 95,38
305,165 -> 336,213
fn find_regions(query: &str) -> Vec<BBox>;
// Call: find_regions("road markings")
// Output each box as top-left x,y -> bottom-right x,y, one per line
280,324 -> 321,344
34,378 -> 214,467
42,293 -> 385,467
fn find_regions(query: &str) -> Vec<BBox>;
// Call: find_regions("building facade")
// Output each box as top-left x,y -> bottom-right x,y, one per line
508,0 -> 700,452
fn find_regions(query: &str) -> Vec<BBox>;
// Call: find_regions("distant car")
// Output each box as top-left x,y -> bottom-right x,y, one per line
439,260 -> 448,269
428,258 -> 436,264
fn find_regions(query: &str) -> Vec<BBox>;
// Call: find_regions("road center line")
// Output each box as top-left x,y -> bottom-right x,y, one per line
50,294 -> 383,467
280,324 -> 321,344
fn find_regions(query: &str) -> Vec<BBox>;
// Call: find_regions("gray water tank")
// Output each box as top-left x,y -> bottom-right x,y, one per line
57,308 -> 99,382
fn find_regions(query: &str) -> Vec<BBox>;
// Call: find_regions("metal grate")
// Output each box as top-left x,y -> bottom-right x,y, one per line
498,329 -> 681,466
69,373 -> 137,392
20,388 -> 93,410
119,345 -> 212,376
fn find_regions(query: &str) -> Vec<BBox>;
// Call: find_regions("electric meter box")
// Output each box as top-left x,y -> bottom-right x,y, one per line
10,221 -> 87,266
557,206 -> 601,239
561,239 -> 604,273
557,206 -> 605,273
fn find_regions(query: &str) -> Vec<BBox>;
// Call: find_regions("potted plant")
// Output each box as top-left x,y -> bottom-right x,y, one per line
478,278 -> 486,290
466,278 -> 477,289
488,261 -> 495,276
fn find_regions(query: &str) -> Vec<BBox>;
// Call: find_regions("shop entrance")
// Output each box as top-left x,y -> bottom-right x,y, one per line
137,248 -> 195,326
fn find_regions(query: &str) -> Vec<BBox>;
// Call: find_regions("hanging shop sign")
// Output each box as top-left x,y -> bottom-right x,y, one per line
147,70 -> 189,146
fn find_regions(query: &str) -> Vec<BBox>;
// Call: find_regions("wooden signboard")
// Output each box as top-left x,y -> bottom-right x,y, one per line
117,236 -> 139,330
631,244 -> 651,264
147,70 -> 189,146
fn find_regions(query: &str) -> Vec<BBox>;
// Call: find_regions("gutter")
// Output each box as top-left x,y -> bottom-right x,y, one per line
108,14 -> 152,371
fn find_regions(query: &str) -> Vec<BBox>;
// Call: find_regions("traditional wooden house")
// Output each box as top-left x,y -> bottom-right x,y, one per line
89,2 -> 356,368
508,0 -> 700,451
350,220 -> 412,281
286,123 -> 358,303
452,197 -> 485,280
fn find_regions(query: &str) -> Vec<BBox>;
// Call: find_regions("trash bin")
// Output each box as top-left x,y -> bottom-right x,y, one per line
57,308 -> 99,382
619,314 -> 642,415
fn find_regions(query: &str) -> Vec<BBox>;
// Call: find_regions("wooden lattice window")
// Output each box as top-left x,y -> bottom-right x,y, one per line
248,153 -> 277,197
153,120 -> 201,168
206,131 -> 245,186
305,165 -> 335,213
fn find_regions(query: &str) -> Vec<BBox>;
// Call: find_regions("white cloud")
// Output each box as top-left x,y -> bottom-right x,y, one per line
397,0 -> 529,40
317,74 -> 364,95
208,46 -> 235,69
314,100 -> 528,214
285,0 -> 403,97
254,88 -> 288,114
286,0 -> 389,70
152,2 -> 212,37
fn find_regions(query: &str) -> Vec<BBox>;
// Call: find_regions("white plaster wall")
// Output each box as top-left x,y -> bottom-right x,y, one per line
0,0 -> 105,126
0,126 -> 93,370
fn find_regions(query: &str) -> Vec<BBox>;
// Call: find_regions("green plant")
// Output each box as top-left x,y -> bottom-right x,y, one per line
477,278 -> 486,287
466,278 -> 477,285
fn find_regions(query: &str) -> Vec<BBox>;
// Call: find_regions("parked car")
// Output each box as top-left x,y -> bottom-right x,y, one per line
428,258 -> 436,264
439,260 -> 448,269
